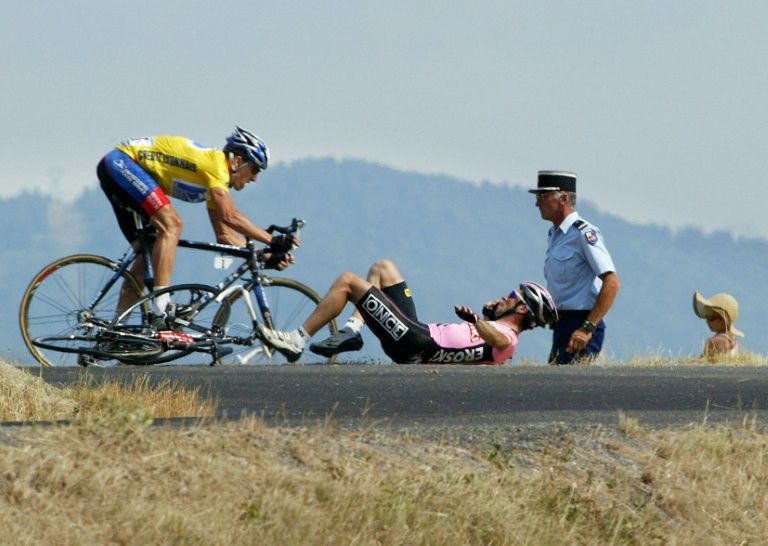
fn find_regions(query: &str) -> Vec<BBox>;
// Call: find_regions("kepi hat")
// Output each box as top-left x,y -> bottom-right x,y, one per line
528,170 -> 577,194
692,291 -> 744,337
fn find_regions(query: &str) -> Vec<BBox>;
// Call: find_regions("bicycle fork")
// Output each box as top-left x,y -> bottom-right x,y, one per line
214,283 -> 274,363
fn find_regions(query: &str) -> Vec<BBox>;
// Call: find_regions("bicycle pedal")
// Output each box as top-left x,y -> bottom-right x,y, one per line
77,354 -> 103,367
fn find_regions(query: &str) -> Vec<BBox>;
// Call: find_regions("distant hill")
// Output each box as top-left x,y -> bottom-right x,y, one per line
2,158 -> 765,364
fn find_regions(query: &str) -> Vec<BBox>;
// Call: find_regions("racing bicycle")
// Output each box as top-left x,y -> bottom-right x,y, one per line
19,215 -> 336,367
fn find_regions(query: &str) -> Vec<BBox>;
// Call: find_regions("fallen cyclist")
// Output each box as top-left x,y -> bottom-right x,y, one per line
257,259 -> 558,364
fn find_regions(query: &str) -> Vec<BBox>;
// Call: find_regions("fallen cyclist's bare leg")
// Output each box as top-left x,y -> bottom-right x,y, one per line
260,260 -> 409,360
309,259 -> 406,356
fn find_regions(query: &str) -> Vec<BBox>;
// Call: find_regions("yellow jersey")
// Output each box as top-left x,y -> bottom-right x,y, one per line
116,135 -> 230,208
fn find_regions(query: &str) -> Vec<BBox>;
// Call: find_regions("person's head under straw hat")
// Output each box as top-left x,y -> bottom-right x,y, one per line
692,292 -> 744,337
693,292 -> 743,359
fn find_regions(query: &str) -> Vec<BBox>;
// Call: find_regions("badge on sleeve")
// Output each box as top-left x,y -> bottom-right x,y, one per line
584,229 -> 599,245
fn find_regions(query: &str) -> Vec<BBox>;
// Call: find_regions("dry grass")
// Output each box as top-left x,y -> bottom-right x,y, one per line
602,349 -> 768,367
3,360 -> 768,544
67,373 -> 218,420
0,360 -> 216,422
0,360 -> 76,421
2,410 -> 768,545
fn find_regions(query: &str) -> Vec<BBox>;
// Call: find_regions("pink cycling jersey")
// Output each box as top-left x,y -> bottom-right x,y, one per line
427,322 -> 518,364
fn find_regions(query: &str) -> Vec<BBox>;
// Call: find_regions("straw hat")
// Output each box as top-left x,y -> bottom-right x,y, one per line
692,292 -> 744,337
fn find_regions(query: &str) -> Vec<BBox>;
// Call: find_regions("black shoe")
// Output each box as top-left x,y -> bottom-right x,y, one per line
309,330 -> 363,357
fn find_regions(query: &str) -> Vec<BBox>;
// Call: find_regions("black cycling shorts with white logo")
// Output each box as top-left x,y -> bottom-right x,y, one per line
356,286 -> 434,363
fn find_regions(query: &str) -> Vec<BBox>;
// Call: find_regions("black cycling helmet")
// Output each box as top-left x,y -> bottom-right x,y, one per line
517,281 -> 558,329
223,126 -> 269,170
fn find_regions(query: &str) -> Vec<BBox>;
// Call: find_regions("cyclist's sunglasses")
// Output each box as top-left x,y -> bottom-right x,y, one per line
509,290 -> 529,311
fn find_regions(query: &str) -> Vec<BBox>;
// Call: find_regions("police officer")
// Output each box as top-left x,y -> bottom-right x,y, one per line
529,171 -> 620,364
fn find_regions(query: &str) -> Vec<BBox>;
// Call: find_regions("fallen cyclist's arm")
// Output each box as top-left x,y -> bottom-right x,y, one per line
474,320 -> 512,350
454,305 -> 512,350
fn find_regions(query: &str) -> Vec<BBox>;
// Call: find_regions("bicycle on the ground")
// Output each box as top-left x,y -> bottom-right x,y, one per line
19,215 -> 336,367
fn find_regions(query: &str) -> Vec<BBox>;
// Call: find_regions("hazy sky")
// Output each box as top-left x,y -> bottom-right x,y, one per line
3,1 -> 766,239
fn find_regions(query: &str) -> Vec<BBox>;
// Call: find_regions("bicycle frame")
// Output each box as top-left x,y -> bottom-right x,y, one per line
174,237 -> 281,331
94,210 -> 286,334
120,217 -> 305,364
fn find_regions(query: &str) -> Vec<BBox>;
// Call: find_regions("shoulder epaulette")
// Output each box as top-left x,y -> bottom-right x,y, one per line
573,219 -> 589,231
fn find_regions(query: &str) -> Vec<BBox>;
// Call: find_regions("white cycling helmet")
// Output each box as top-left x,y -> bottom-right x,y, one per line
223,126 -> 269,170
518,281 -> 558,328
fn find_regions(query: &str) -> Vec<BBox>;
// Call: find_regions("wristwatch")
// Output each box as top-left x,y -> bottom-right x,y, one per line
581,320 -> 596,333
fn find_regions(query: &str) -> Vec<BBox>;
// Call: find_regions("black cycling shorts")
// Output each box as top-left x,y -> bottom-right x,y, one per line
356,284 -> 435,363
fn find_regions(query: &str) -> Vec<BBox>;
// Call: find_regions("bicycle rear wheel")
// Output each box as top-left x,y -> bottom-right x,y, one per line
217,277 -> 338,365
19,254 -> 147,367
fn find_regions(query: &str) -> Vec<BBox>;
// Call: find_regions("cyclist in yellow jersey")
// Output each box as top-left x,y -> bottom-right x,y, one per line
97,127 -> 298,311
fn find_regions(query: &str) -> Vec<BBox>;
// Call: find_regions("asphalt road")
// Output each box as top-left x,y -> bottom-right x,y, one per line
33,363 -> 768,430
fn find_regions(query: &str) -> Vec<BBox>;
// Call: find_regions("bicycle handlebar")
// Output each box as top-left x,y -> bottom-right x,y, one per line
257,218 -> 305,269
266,218 -> 305,237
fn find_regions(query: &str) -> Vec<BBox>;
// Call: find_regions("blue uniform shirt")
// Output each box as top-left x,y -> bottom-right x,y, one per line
544,211 -> 615,310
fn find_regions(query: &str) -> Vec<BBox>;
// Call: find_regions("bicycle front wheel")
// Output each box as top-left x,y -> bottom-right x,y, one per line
217,277 -> 338,365
32,332 -> 163,363
114,283 -> 223,366
19,254 -> 146,367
